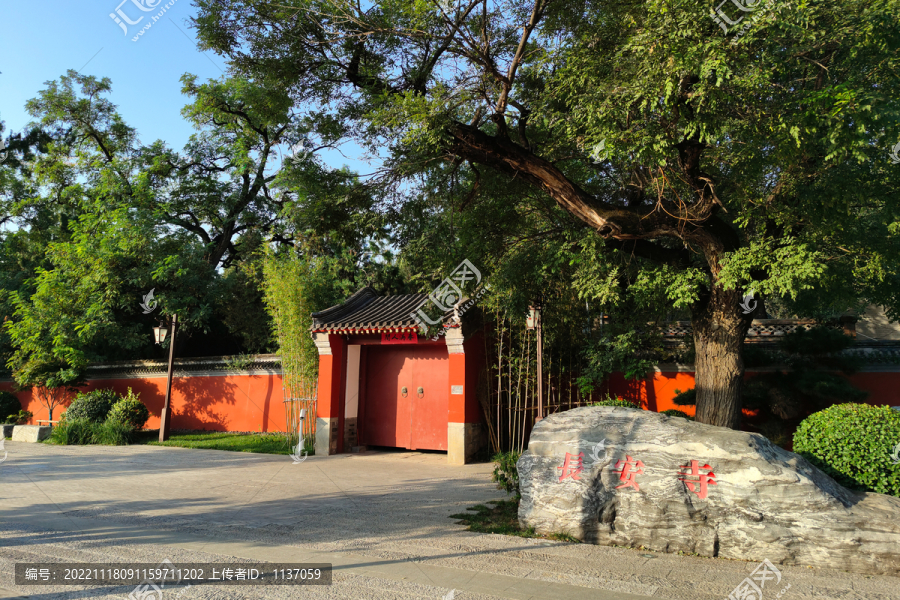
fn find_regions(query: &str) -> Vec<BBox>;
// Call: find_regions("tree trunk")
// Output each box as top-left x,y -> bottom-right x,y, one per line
691,284 -> 752,428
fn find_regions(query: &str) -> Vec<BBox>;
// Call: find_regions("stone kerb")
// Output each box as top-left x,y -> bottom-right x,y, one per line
11,425 -> 52,443
518,406 -> 900,576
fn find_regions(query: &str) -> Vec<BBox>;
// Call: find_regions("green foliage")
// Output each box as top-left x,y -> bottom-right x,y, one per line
0,391 -> 21,422
107,389 -> 150,430
672,388 -> 697,407
64,389 -> 118,423
744,327 -> 867,421
491,451 -> 521,498
661,409 -> 693,421
193,0 -> 900,431
49,418 -> 95,445
262,248 -> 336,398
577,330 -> 660,395
261,240 -> 389,399
588,394 -> 642,409
224,353 -> 255,371
4,410 -> 32,425
94,419 -> 137,445
794,404 -> 900,497
49,417 -> 136,446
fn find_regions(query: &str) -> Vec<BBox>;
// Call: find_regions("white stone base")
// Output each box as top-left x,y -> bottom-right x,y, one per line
448,422 -> 485,465
315,417 -> 339,456
12,425 -> 52,442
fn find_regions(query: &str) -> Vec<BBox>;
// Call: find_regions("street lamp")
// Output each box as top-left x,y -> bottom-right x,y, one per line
153,323 -> 169,344
154,314 -> 178,442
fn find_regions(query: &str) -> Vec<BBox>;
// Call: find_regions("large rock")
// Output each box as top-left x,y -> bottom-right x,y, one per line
518,406 -> 900,575
11,425 -> 51,442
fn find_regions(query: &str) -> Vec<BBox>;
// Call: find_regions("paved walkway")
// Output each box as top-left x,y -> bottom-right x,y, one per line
0,442 -> 898,600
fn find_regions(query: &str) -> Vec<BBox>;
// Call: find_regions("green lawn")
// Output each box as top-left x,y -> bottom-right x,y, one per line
136,431 -> 295,455
450,499 -> 580,543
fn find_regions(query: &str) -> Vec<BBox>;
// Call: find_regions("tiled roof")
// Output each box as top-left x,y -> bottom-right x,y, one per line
310,287 -> 433,332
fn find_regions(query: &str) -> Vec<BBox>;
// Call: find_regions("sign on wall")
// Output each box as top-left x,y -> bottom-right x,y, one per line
381,331 -> 418,344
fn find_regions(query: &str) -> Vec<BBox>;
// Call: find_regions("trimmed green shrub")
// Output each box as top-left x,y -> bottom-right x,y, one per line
5,410 -> 32,425
661,409 -> 693,420
107,388 -> 150,430
794,403 -> 900,497
589,394 -> 642,409
64,389 -> 119,423
95,419 -> 137,445
0,391 -> 21,423
50,418 -> 96,445
492,451 -> 521,498
672,388 -> 696,406
49,417 -> 136,445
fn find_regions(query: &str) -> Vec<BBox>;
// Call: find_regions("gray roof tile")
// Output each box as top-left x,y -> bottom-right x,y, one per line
310,287 -> 432,331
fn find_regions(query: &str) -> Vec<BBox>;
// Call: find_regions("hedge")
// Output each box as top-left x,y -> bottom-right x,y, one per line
793,403 -> 900,497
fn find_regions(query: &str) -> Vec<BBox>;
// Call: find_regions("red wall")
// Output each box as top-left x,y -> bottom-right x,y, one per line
6,367 -> 896,434
602,369 -> 900,415
1,373 -> 287,433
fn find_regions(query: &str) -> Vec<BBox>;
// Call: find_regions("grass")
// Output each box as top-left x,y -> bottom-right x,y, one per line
47,418 -> 137,446
449,499 -> 580,543
136,431 -> 299,455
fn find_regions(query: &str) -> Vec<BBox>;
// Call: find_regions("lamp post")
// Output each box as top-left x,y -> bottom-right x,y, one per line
154,314 -> 178,442
527,305 -> 543,421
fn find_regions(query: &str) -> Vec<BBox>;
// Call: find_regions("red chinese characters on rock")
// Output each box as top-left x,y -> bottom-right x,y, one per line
557,452 -> 584,482
612,455 -> 644,491
678,460 -> 717,500
381,331 -> 418,344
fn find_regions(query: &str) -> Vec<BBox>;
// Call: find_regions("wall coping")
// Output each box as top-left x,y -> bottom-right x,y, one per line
0,355 -> 283,382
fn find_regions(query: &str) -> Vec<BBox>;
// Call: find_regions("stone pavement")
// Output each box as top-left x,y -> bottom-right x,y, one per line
0,442 -> 898,600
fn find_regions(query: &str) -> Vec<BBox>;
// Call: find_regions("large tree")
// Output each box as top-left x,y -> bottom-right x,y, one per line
193,0 -> 900,427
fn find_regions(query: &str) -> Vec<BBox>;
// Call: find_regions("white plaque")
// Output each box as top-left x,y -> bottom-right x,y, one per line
451,385 -> 464,395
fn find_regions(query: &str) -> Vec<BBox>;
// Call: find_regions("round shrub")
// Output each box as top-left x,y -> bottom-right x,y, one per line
661,409 -> 694,420
0,391 -> 22,423
64,389 -> 119,423
106,388 -> 150,430
794,403 -> 900,497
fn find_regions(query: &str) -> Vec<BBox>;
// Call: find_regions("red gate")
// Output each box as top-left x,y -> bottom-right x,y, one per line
362,345 -> 448,450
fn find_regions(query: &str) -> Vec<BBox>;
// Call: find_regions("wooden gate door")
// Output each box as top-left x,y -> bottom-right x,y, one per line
409,346 -> 449,451
363,345 -> 448,451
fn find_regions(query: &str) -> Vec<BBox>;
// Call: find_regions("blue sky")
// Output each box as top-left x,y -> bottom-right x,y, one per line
0,0 -> 366,170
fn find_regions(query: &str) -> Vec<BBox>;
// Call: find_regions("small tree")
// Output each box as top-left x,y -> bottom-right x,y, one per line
11,359 -> 83,422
